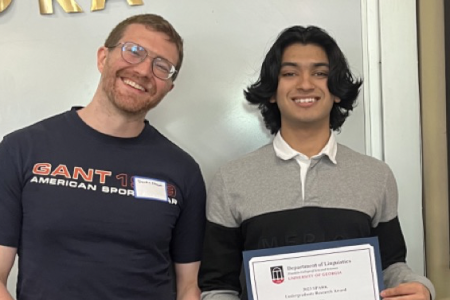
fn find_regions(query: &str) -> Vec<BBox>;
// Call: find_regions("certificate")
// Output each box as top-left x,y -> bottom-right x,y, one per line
243,237 -> 383,300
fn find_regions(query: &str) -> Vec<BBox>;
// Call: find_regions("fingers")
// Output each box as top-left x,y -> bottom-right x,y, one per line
380,282 -> 430,300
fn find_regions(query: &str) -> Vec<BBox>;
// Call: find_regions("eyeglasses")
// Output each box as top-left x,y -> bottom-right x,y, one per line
108,42 -> 178,80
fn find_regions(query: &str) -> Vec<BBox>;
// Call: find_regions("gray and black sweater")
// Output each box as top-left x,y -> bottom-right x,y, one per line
199,143 -> 435,300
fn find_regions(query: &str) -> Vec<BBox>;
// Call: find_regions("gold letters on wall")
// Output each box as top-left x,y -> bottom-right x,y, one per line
0,0 -> 12,13
39,0 -> 83,14
0,0 -> 144,15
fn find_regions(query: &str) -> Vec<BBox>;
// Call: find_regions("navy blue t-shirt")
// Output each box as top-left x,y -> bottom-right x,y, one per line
0,108 -> 206,300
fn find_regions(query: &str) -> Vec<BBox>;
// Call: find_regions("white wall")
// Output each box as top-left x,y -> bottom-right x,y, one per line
0,0 -> 366,184
362,0 -> 426,277
0,0 -> 425,297
378,0 -> 426,275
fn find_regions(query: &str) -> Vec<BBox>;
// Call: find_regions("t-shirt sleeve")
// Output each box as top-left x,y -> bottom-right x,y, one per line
170,165 -> 206,263
0,136 -> 24,247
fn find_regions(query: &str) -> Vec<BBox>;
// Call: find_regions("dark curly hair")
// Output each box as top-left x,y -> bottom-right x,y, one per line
244,26 -> 363,134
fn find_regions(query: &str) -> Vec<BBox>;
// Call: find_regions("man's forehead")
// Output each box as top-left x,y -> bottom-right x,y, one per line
281,44 -> 328,64
120,24 -> 179,63
121,24 -> 156,39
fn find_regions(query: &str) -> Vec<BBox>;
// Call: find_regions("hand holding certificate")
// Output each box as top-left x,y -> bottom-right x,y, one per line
243,237 -> 383,300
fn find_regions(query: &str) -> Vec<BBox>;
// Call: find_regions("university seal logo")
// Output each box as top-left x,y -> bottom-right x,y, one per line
270,266 -> 284,284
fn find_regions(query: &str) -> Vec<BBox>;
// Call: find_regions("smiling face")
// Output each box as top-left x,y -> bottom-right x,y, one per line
97,23 -> 179,117
272,43 -> 340,134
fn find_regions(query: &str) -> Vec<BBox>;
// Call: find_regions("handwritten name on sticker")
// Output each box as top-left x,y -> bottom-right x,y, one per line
134,177 -> 167,201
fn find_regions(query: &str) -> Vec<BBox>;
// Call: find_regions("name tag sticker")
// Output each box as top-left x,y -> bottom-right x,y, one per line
133,176 -> 168,201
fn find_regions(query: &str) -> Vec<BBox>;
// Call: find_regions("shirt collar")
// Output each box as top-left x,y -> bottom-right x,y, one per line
273,130 -> 338,164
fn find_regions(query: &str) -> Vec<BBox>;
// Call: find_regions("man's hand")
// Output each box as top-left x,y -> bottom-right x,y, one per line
380,282 -> 431,300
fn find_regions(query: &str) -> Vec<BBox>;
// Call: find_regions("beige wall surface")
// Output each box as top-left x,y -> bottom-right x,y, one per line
419,0 -> 450,299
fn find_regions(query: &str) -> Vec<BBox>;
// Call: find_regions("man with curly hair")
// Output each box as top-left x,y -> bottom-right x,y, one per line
199,25 -> 434,300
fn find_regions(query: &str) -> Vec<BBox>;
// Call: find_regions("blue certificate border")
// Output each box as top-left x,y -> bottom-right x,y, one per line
243,237 -> 384,300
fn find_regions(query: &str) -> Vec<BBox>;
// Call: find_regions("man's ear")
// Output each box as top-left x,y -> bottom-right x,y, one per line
334,96 -> 341,103
270,96 -> 276,103
97,46 -> 108,73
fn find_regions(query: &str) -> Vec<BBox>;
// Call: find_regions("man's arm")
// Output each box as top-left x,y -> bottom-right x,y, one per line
171,166 -> 206,300
0,245 -> 17,300
0,136 -> 23,300
381,281 -> 431,300
175,262 -> 201,300
375,168 -> 434,299
198,169 -> 243,300
198,220 -> 242,300
381,262 -> 434,300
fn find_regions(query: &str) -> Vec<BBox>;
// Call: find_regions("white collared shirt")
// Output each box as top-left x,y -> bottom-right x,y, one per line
273,131 -> 337,200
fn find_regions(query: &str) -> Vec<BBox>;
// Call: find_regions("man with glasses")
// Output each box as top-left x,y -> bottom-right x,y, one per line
0,14 -> 206,300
